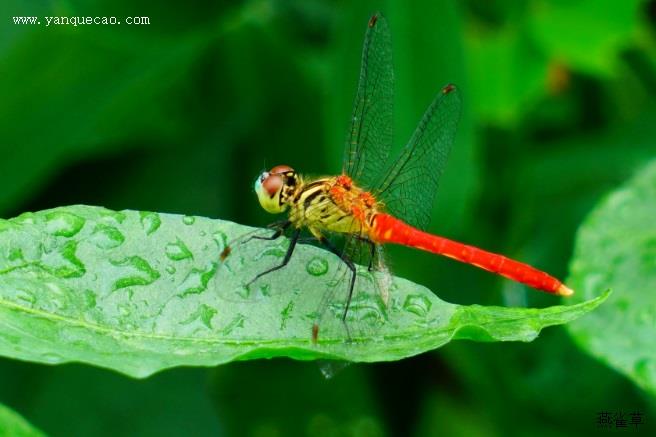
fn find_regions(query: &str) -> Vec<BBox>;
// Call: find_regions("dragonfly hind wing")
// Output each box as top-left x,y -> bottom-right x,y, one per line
375,84 -> 462,231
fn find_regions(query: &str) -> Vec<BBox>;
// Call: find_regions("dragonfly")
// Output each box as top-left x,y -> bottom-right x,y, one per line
226,13 -> 573,341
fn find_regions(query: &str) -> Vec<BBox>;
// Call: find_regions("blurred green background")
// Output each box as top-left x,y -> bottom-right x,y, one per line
1,0 -> 656,435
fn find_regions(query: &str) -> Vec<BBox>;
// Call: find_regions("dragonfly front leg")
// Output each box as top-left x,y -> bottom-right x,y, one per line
244,220 -> 291,244
246,227 -> 301,287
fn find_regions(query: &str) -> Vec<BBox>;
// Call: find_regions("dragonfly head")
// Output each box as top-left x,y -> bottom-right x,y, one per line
255,165 -> 297,214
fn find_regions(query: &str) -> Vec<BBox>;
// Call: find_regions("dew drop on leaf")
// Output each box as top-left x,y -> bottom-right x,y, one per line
139,211 -> 161,235
402,294 -> 433,317
177,262 -> 217,296
41,240 -> 86,278
90,224 -> 125,249
213,230 -> 228,252
100,210 -> 127,224
180,304 -> 217,329
109,256 -> 160,290
45,211 -> 85,237
219,314 -> 245,336
306,257 -> 329,276
165,238 -> 193,261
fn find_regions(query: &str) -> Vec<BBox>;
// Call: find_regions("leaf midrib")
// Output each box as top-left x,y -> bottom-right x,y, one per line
0,293 -> 603,348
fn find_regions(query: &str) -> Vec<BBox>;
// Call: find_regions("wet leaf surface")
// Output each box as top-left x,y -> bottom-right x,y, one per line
0,205 -> 607,378
568,159 -> 656,395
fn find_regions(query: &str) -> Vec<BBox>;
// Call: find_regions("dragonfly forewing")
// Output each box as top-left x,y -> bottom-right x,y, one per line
343,12 -> 394,192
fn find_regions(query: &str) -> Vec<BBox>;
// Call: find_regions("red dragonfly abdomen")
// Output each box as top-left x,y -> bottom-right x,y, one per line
371,213 -> 573,296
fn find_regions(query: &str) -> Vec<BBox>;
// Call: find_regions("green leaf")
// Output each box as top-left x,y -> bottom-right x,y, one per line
0,205 -> 607,378
567,159 -> 656,395
529,0 -> 643,76
0,0 -> 210,213
466,27 -> 549,126
0,403 -> 46,437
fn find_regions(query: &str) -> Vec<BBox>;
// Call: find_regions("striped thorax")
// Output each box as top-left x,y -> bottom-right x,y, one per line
255,166 -> 382,239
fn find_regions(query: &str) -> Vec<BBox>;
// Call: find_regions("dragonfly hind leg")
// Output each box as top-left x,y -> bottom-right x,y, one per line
246,227 -> 300,287
316,237 -> 357,323
353,235 -> 377,271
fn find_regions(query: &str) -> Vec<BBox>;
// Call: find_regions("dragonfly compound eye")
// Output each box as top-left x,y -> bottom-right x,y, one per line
261,173 -> 283,197
254,171 -> 289,214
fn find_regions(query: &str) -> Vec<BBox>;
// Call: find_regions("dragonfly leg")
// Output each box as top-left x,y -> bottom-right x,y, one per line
353,235 -> 377,271
317,237 -> 357,323
367,241 -> 376,271
246,227 -> 301,286
266,219 -> 291,229
244,220 -> 291,243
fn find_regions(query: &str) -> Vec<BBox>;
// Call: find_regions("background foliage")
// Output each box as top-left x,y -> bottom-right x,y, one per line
1,0 -> 655,435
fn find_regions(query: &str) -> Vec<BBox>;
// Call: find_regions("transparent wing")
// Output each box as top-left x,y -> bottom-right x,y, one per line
343,13 -> 394,191
217,226 -> 293,303
375,84 -> 462,230
313,232 -> 390,341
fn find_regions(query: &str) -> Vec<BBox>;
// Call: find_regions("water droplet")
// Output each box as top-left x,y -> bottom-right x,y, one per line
180,304 -> 217,329
109,256 -> 160,290
306,257 -> 329,276
45,211 -> 85,237
139,211 -> 161,235
353,302 -> 386,324
100,209 -> 127,224
166,265 -> 176,274
90,224 -> 125,249
328,293 -> 386,327
318,361 -> 350,379
402,294 -> 432,317
41,240 -> 86,278
182,215 -> 195,225
199,230 -> 206,237
213,231 -> 228,252
165,238 -> 193,261
177,262 -> 217,296
219,314 -> 245,335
